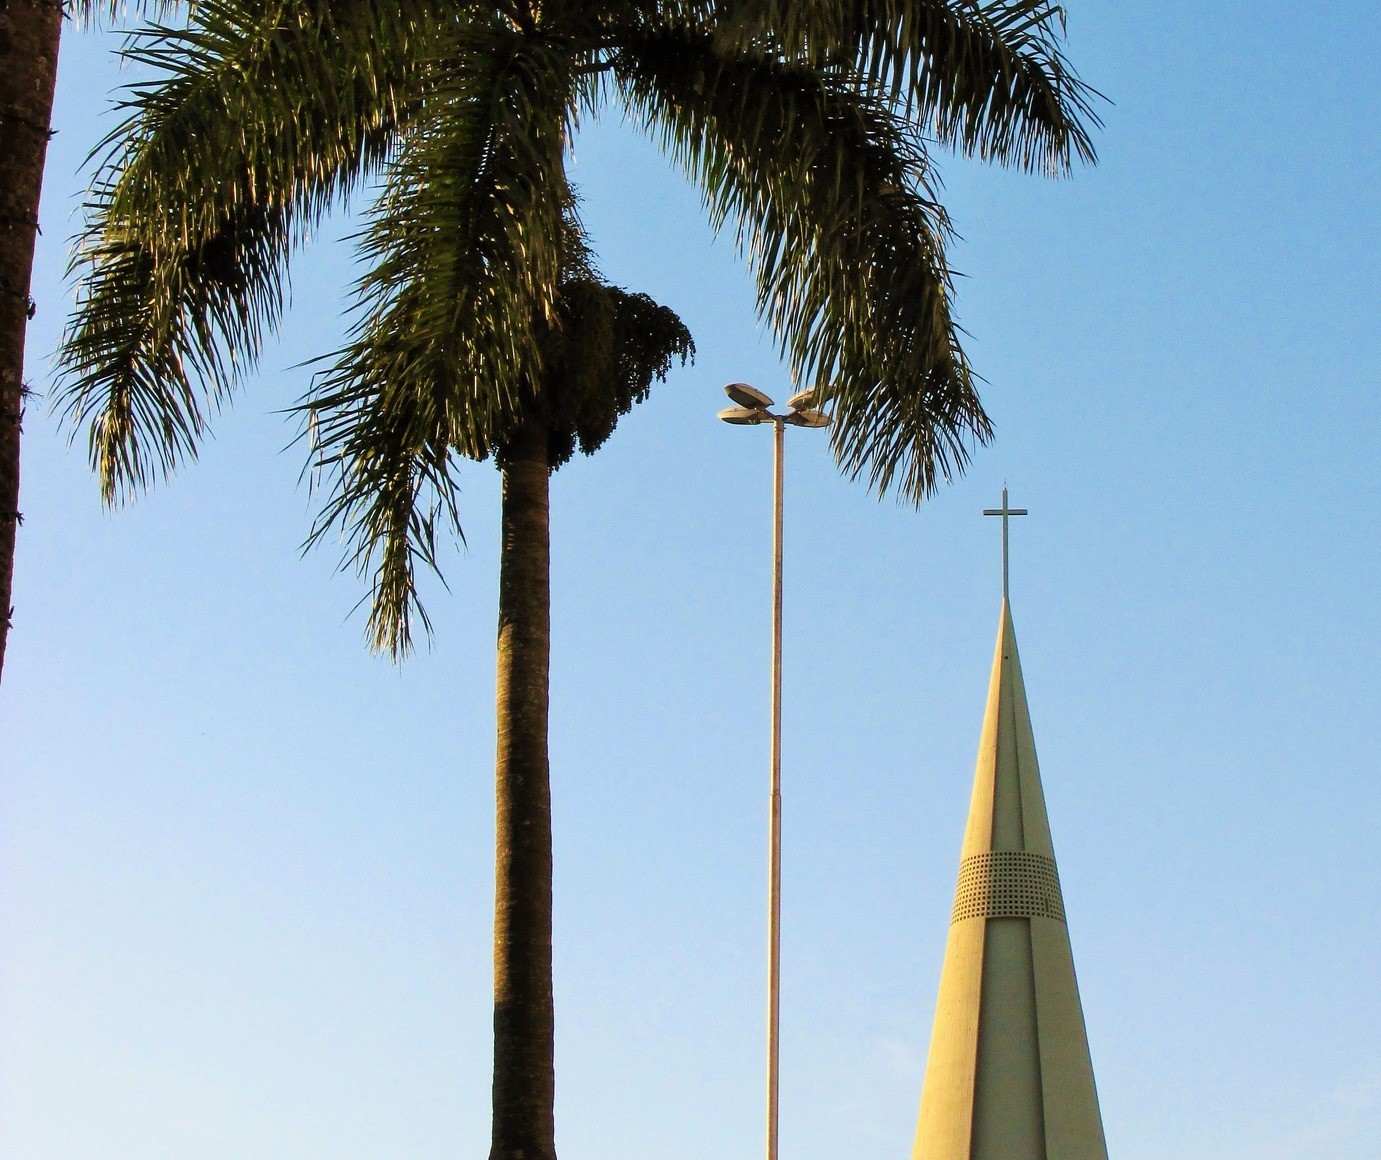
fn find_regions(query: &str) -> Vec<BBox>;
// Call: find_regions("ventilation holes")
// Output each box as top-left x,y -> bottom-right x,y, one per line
950,850 -> 1066,924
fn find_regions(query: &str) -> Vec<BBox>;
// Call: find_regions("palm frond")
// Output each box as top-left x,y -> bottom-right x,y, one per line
300,21 -> 576,655
618,27 -> 989,501
712,0 -> 1100,174
69,1 -> 191,29
54,0 -> 437,503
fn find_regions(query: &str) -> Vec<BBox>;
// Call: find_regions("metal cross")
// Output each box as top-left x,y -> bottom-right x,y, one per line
983,486 -> 1027,603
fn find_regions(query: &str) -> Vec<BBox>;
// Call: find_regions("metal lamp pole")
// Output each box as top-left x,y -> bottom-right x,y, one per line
718,383 -> 830,1160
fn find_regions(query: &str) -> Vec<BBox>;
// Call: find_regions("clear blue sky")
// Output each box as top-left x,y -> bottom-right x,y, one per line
4,4 -> 1380,1158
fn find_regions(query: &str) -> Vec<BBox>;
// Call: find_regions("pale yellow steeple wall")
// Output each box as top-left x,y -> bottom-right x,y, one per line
912,601 -> 1107,1160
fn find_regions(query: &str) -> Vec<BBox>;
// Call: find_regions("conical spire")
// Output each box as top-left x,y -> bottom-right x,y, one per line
912,601 -> 1107,1160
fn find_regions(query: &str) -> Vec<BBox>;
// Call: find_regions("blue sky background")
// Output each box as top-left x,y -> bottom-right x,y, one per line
4,3 -> 1380,1158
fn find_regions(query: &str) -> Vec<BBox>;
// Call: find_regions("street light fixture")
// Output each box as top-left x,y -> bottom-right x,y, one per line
717,382 -> 831,1160
718,405 -> 772,426
725,382 -> 775,411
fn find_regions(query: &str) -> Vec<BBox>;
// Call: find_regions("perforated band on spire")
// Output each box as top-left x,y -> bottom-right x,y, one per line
951,850 -> 1066,923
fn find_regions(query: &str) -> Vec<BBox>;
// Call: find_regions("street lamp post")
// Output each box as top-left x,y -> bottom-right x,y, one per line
718,383 -> 830,1160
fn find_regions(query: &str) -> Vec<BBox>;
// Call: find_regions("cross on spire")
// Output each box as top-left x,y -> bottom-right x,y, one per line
983,486 -> 1028,603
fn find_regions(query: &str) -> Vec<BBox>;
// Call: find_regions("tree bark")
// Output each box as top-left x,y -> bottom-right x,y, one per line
490,420 -> 556,1160
0,0 -> 63,683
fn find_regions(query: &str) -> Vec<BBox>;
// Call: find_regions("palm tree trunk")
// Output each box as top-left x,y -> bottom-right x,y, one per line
491,419 -> 556,1160
0,0 -> 63,683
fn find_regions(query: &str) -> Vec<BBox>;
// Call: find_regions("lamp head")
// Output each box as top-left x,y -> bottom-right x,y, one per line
783,408 -> 831,428
724,382 -> 773,411
718,406 -> 772,425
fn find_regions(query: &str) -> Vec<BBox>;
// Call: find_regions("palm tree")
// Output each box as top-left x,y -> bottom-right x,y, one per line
54,3 -> 1098,1157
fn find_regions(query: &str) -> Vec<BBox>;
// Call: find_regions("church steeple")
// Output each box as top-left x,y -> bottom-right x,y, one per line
912,529 -> 1107,1159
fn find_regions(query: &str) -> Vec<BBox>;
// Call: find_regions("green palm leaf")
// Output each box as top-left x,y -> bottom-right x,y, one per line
300,19 -> 577,654
54,0 -> 439,502
617,26 -> 988,499
713,0 -> 1100,173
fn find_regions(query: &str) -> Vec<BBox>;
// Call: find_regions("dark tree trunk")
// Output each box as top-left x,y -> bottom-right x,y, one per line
0,0 -> 63,682
490,420 -> 556,1160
